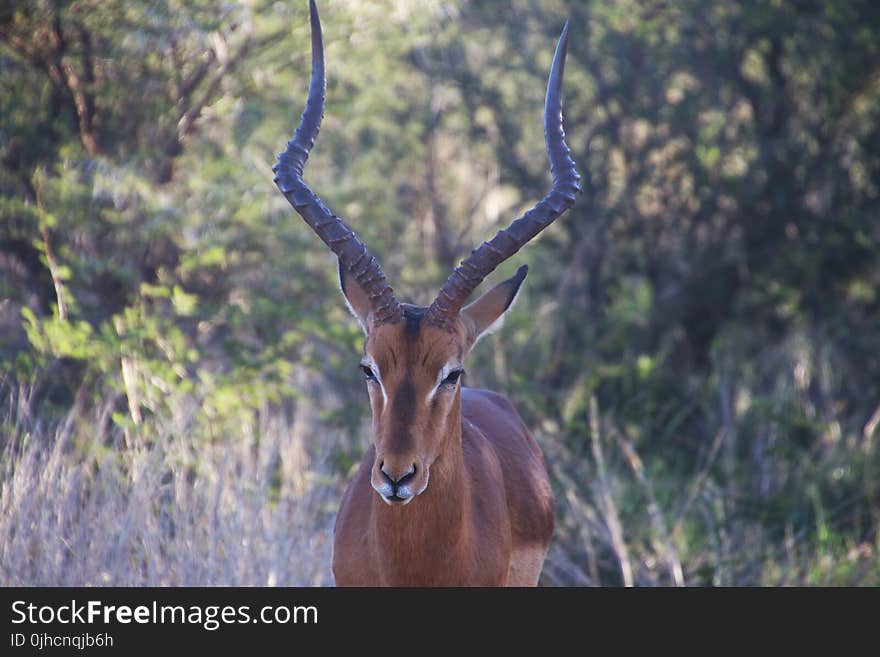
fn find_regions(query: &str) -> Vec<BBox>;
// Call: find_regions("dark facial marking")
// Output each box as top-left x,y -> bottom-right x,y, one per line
403,307 -> 423,339
387,377 -> 416,455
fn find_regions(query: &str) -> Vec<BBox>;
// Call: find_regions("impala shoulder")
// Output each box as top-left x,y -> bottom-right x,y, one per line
462,387 -> 522,417
461,388 -> 532,443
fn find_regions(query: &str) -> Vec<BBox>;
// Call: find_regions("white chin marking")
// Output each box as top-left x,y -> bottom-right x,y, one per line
380,494 -> 415,506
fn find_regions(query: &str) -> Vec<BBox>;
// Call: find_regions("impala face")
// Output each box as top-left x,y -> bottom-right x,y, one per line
359,309 -> 466,504
340,265 -> 528,505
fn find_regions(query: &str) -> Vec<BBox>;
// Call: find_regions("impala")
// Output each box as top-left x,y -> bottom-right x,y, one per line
273,0 -> 580,586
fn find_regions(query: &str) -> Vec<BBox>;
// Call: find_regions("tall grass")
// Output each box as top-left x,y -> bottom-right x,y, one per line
541,331 -> 880,586
0,381 -> 338,586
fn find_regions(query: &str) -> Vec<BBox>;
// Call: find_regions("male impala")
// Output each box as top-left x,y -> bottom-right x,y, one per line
274,0 -> 580,586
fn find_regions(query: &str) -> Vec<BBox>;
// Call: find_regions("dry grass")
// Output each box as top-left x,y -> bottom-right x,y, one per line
0,384 -> 339,586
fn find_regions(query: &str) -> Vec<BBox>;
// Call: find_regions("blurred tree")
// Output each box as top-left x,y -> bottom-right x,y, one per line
1,0 -> 878,585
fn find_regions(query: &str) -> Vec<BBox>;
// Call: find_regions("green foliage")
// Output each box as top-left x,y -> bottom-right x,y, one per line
2,0 -> 879,585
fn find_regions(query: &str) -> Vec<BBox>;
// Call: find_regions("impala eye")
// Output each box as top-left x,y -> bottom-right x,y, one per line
442,369 -> 463,386
361,365 -> 376,381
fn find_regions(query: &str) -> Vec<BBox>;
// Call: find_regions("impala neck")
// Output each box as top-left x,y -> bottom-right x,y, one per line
369,416 -> 471,583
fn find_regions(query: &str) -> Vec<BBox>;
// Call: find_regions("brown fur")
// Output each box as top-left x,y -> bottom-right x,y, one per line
332,297 -> 554,587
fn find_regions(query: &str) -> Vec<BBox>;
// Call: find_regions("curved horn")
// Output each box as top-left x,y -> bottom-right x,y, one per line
425,22 -> 581,329
273,0 -> 402,325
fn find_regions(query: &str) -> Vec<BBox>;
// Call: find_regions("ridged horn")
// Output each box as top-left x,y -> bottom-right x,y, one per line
273,0 -> 402,325
425,21 -> 581,329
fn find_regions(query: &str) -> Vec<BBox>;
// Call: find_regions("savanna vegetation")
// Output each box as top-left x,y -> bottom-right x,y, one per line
1,0 -> 879,586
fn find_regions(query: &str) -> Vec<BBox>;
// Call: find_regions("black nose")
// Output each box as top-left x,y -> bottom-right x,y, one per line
379,462 -> 417,486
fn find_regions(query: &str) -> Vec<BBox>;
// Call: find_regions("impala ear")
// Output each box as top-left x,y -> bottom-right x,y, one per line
460,265 -> 528,348
338,261 -> 372,334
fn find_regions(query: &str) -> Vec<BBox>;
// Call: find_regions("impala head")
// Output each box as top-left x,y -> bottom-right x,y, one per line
341,263 -> 528,504
273,0 -> 580,505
